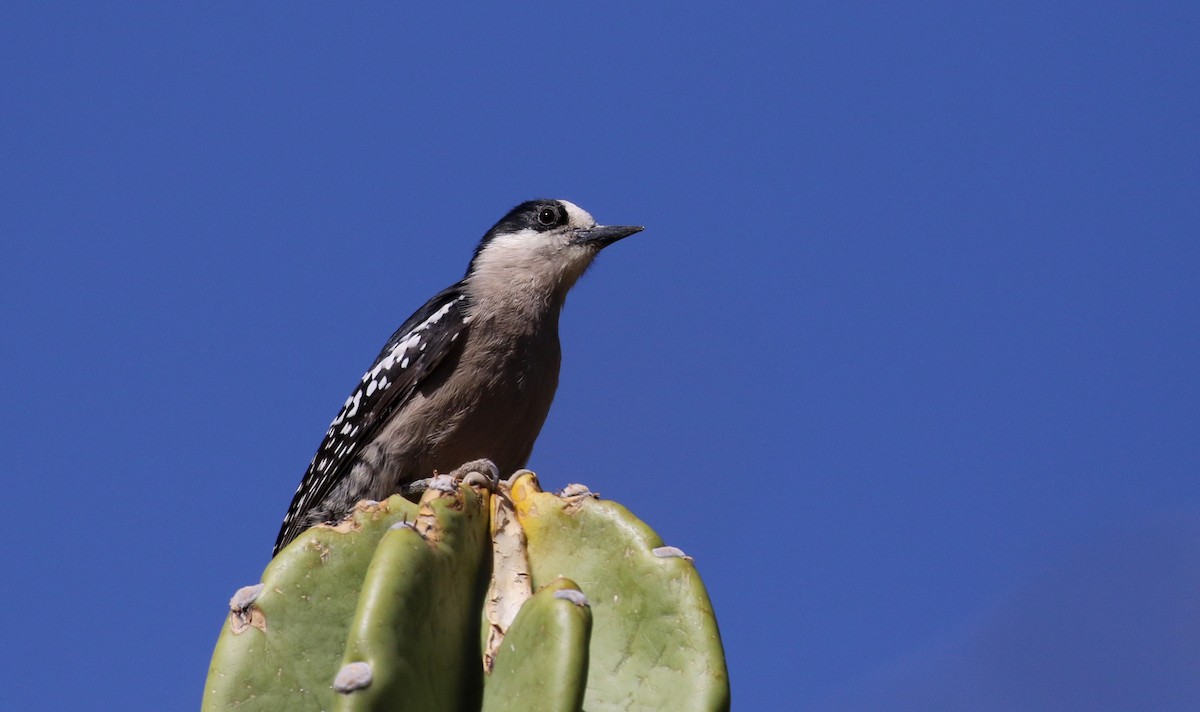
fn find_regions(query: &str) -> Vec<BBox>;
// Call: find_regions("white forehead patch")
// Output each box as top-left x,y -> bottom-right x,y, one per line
559,200 -> 596,230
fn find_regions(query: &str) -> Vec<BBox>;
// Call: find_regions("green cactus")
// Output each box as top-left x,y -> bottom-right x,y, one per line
203,471 -> 729,711
204,495 -> 421,711
509,473 -> 730,711
333,483 -> 490,712
481,577 -> 592,712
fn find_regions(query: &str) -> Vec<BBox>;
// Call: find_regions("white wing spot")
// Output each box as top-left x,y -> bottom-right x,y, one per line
362,298 -> 461,385
345,390 -> 363,418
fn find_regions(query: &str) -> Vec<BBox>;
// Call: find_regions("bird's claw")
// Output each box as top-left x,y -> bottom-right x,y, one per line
451,458 -> 501,491
401,459 -> 500,496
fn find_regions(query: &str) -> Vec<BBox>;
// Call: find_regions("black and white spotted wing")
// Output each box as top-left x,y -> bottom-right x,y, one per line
273,283 -> 471,554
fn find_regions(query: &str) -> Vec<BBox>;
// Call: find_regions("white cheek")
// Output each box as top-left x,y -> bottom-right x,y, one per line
477,230 -> 543,267
475,229 -> 575,271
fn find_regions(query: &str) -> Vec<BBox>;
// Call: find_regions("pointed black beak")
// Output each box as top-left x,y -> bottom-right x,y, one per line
572,224 -> 644,248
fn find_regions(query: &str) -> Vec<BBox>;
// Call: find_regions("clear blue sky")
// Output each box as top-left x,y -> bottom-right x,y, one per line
3,4 -> 1197,710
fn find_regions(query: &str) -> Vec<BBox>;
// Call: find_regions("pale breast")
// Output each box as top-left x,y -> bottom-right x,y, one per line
368,312 -> 562,492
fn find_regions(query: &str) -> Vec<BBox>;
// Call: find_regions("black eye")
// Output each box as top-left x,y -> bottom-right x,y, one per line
537,206 -> 559,226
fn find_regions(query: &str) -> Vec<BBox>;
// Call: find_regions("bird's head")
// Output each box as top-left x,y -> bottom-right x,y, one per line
466,199 -> 643,299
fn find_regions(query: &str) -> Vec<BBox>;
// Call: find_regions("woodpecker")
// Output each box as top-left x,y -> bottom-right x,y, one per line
274,199 -> 643,554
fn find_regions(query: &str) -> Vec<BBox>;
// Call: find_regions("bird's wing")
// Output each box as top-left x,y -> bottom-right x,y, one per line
273,283 -> 471,554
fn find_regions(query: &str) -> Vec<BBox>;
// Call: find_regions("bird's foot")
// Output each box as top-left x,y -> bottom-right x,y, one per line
451,458 -> 501,491
402,459 -> 501,496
